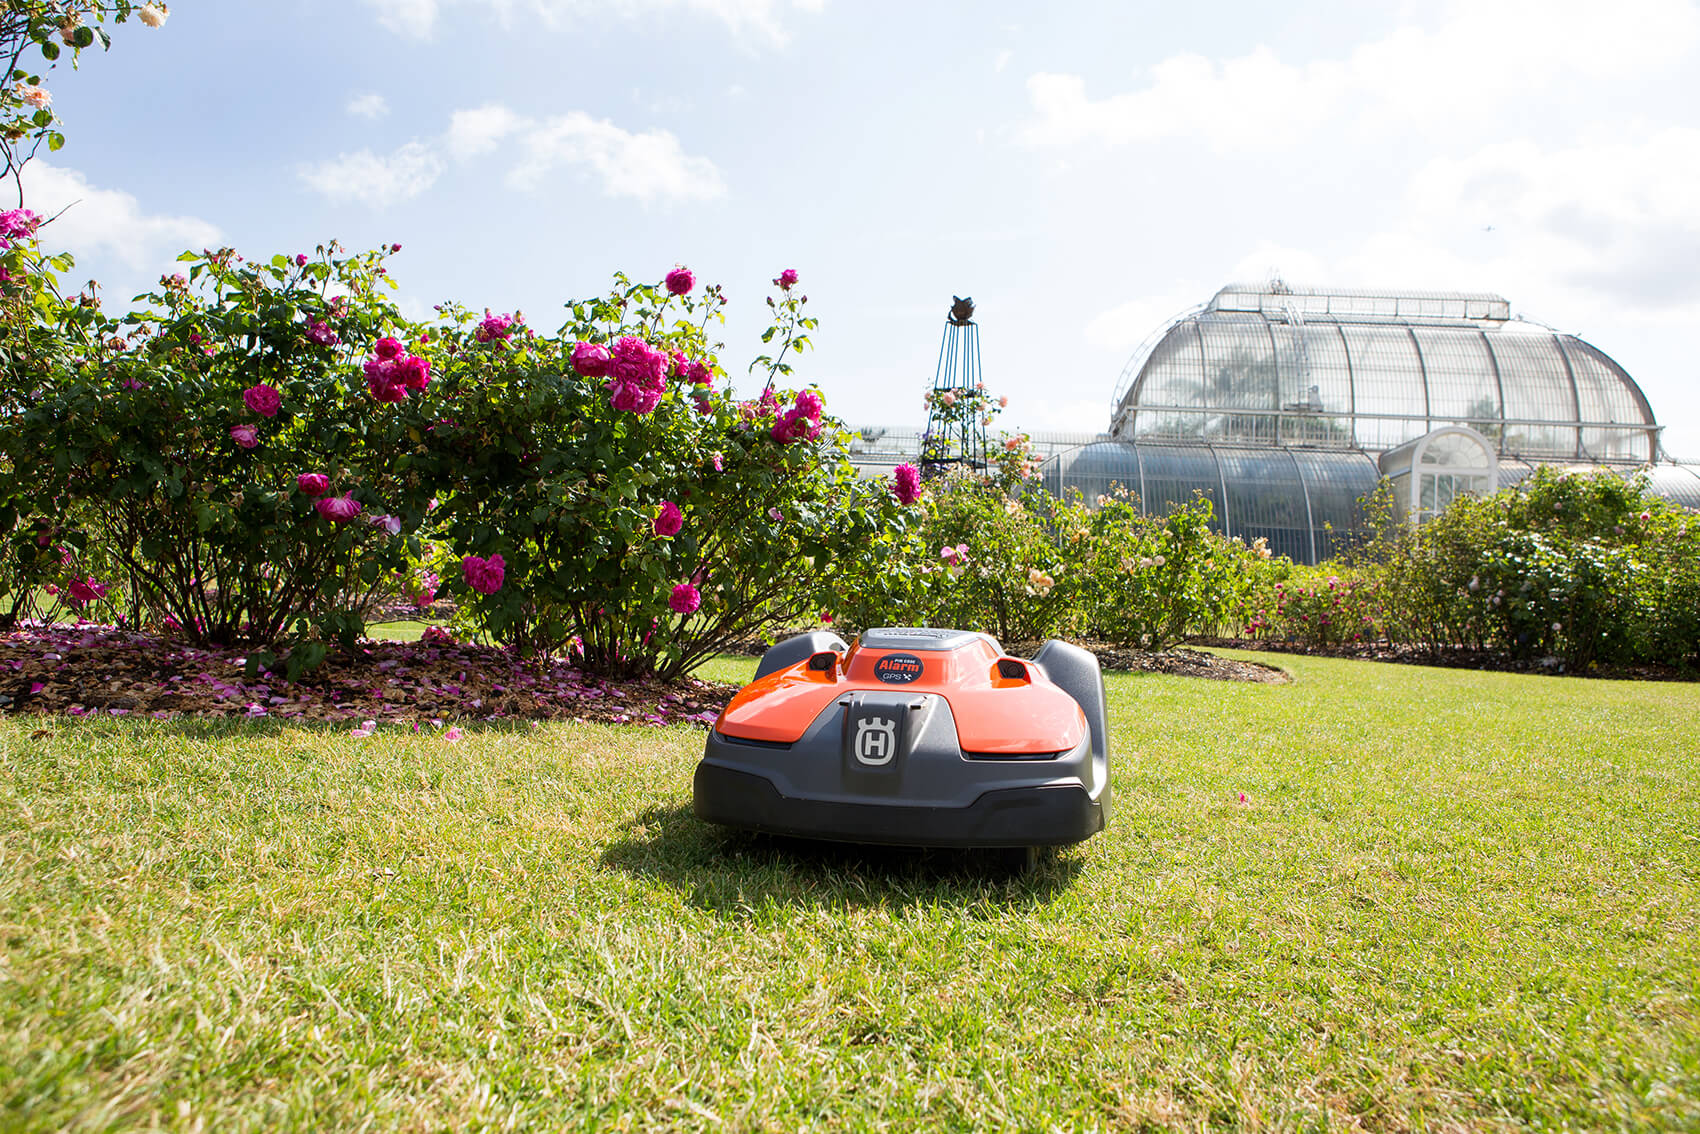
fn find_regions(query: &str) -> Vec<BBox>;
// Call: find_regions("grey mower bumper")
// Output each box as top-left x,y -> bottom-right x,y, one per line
693,762 -> 1105,847
694,689 -> 1110,848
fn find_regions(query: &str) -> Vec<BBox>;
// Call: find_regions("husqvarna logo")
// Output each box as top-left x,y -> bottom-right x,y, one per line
854,717 -> 897,765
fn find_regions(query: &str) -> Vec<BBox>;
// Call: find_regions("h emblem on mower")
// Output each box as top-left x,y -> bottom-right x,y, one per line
854,717 -> 897,765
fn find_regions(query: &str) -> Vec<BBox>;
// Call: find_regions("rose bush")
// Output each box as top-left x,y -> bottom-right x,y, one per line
381,269 -> 916,678
1,243 -> 435,655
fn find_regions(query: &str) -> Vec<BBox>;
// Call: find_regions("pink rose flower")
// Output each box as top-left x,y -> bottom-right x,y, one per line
892,463 -> 922,505
66,577 -> 108,607
669,582 -> 701,615
475,312 -> 517,343
229,424 -> 260,449
243,383 -> 281,418
774,268 -> 799,290
374,336 -> 405,361
683,359 -> 713,386
400,354 -> 431,390
605,335 -> 669,415
571,341 -> 611,378
364,356 -> 408,402
305,320 -> 340,346
665,266 -> 695,296
941,390 -> 957,406
653,501 -> 684,537
294,253 -> 308,266
369,513 -> 402,536
296,472 -> 329,496
462,553 -> 505,595
316,493 -> 362,523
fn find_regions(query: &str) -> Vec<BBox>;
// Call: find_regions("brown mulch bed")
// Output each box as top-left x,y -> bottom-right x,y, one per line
0,623 -> 738,727
1187,636 -> 1699,682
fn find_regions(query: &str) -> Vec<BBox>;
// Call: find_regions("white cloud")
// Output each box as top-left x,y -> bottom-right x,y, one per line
365,0 -> 438,38
19,162 -> 220,271
1021,0 -> 1700,152
446,103 -> 525,161
346,92 -> 390,120
362,0 -> 823,46
508,111 -> 727,203
297,142 -> 445,208
301,104 -> 726,207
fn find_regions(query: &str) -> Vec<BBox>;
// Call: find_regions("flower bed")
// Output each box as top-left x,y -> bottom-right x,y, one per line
0,623 -> 736,727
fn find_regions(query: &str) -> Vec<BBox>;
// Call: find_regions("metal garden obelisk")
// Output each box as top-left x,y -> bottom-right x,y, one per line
920,295 -> 989,476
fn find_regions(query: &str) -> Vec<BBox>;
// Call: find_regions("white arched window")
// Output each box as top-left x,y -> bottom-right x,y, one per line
1378,426 -> 1499,523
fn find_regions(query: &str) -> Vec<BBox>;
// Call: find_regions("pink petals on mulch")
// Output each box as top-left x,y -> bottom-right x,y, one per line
0,623 -> 735,728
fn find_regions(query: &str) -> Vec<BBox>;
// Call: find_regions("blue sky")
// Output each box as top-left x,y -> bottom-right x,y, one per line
24,0 -> 1700,458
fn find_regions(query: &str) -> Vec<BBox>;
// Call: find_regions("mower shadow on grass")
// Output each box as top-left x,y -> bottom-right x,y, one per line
599,802 -> 1087,912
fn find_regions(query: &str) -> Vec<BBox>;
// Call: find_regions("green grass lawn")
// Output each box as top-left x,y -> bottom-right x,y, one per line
1,652 -> 1696,1130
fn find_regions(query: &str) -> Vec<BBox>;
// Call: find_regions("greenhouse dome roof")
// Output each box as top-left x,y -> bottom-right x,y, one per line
1111,283 -> 1660,464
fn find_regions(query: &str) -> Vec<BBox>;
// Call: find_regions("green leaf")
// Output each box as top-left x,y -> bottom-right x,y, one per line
46,131 -> 64,152
40,40 -> 60,61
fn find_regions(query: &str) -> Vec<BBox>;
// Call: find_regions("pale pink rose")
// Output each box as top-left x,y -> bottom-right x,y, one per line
136,3 -> 168,27
20,86 -> 50,109
229,424 -> 260,448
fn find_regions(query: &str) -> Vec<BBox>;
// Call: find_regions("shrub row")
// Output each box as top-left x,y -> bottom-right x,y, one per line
0,239 -> 916,678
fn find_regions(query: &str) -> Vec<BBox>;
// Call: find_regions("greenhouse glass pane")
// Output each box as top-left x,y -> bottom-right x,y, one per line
1270,324 -> 1355,446
1130,323 -> 1207,440
1135,445 -> 1225,527
1218,449 -> 1310,548
1487,333 -> 1578,457
1341,325 -> 1426,450
1198,317 -> 1279,442
1646,465 -> 1700,509
1562,339 -> 1654,462
1412,327 -> 1500,429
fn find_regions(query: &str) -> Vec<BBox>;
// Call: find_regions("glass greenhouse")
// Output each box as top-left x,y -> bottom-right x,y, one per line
1039,283 -> 1698,563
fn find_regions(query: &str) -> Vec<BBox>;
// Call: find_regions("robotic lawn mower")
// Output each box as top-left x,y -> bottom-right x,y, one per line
693,627 -> 1110,857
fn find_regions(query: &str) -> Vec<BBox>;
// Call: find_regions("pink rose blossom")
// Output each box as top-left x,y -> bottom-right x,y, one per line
669,583 -> 701,614
374,336 -> 405,361
294,253 -> 308,266
683,359 -> 713,386
369,513 -> 402,536
305,320 -> 340,346
774,268 -> 799,290
653,501 -> 684,537
243,383 -> 281,418
605,336 -> 669,415
665,266 -> 695,296
296,472 -> 330,496
316,493 -> 362,524
462,553 -> 505,595
571,341 -> 611,378
892,463 -> 922,505
400,354 -> 431,390
941,390 -> 957,406
19,85 -> 49,110
229,424 -> 260,449
475,312 -> 518,343
66,577 -> 108,607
